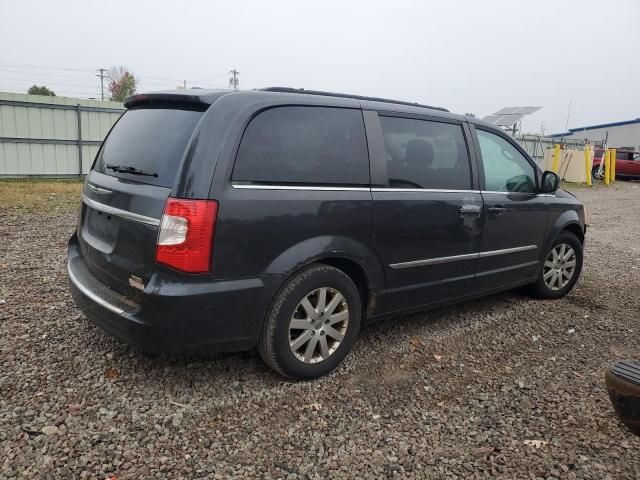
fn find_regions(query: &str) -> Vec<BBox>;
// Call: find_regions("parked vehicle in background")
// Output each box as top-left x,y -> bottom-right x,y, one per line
67,88 -> 586,379
592,148 -> 640,180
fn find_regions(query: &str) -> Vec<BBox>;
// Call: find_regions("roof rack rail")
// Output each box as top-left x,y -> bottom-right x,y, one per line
261,87 -> 449,112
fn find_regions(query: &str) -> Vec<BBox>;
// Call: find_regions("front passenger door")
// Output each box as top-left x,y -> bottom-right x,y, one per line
473,127 -> 549,291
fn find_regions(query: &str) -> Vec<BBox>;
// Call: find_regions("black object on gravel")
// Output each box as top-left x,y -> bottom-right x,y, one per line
605,360 -> 640,435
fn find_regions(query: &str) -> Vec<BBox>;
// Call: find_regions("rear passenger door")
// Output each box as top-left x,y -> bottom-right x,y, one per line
367,112 -> 483,311
472,126 -> 549,290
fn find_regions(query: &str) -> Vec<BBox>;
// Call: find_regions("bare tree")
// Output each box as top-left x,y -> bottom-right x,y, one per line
108,66 -> 137,102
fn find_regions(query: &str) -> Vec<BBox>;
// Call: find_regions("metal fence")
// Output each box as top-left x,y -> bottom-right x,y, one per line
0,92 -> 124,177
515,134 -> 598,165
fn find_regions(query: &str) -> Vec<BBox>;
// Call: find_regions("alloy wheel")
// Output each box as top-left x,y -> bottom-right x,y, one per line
289,287 -> 349,364
543,243 -> 577,291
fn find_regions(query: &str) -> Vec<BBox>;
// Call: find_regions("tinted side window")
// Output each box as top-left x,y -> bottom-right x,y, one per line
233,106 -> 369,185
476,129 -> 536,193
379,116 -> 471,189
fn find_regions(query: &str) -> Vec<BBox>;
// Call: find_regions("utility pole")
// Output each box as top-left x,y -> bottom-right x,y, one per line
229,69 -> 239,91
96,68 -> 107,101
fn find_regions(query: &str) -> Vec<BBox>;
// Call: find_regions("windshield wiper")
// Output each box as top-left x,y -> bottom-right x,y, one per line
105,163 -> 158,177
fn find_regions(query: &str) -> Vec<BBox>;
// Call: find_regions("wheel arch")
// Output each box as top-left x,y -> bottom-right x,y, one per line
542,210 -> 584,258
263,235 -> 386,317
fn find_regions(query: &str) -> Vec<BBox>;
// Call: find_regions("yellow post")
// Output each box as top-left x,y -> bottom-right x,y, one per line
552,144 -> 561,173
604,149 -> 611,185
584,146 -> 592,186
611,148 -> 616,183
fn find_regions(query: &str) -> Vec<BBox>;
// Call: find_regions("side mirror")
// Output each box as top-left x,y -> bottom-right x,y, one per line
540,171 -> 560,193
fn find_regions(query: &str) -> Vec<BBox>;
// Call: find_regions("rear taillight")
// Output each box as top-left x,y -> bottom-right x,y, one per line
156,198 -> 218,273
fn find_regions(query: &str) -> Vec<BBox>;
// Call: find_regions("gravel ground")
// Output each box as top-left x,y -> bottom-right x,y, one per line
1,180 -> 639,479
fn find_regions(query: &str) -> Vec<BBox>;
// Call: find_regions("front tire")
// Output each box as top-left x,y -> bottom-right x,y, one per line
529,231 -> 583,299
258,264 -> 361,380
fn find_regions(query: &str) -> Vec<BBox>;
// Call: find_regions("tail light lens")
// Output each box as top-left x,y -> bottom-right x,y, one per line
156,198 -> 218,273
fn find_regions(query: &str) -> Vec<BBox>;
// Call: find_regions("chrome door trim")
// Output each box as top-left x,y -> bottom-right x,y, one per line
82,194 -> 160,226
481,190 -> 554,197
231,183 -> 370,192
477,245 -> 538,258
389,245 -> 537,269
389,252 -> 479,269
373,188 -> 481,194
67,262 -> 125,315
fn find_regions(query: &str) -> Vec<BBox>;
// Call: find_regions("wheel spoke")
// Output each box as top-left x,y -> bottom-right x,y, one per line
544,269 -> 555,280
564,260 -> 576,268
559,244 -> 566,259
551,248 -> 559,262
563,248 -> 574,261
324,292 -> 344,315
289,286 -> 350,364
290,319 -> 313,330
316,288 -> 327,314
303,335 -> 319,363
318,335 -> 330,360
290,330 -> 312,351
324,325 -> 344,342
544,260 -> 555,269
561,269 -> 572,280
300,297 -> 316,319
329,310 -> 348,325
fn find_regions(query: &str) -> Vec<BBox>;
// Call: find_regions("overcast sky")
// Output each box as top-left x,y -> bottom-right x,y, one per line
1,0 -> 638,134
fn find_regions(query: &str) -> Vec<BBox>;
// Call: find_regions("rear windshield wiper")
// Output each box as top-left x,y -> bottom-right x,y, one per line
105,163 -> 158,177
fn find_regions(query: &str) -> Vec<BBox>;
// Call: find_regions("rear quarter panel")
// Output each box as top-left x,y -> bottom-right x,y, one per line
210,185 -> 379,286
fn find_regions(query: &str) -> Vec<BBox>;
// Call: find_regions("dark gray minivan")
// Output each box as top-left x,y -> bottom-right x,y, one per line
68,88 -> 586,379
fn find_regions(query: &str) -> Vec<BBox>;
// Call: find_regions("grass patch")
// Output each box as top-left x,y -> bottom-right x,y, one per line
0,178 -> 83,212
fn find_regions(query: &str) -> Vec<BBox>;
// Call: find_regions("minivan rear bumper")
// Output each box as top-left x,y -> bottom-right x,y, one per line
67,233 -> 281,353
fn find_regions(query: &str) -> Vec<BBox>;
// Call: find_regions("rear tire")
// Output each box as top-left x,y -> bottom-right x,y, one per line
529,231 -> 583,299
258,264 -> 361,380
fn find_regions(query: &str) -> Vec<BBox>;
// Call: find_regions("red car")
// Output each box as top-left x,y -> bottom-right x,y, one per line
592,148 -> 640,180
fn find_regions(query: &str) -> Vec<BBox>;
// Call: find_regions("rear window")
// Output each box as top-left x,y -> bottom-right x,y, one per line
232,106 -> 369,185
94,108 -> 203,187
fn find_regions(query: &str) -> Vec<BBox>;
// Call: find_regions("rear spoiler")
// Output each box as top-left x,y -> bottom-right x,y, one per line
124,93 -> 211,111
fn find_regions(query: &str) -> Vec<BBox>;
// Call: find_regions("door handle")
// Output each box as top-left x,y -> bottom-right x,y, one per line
458,205 -> 481,216
488,206 -> 506,216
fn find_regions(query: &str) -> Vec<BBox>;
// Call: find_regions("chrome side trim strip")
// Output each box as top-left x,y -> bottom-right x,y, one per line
389,245 -> 537,269
67,262 -> 125,315
389,252 -> 478,269
373,188 -> 481,194
82,194 -> 160,226
477,245 -> 538,258
481,190 -> 554,197
230,183 -> 370,191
